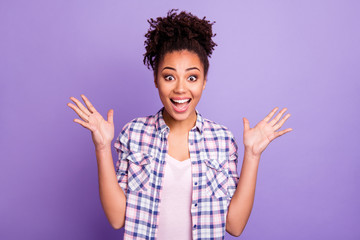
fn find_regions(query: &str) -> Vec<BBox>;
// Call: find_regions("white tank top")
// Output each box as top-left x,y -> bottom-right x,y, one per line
157,154 -> 193,240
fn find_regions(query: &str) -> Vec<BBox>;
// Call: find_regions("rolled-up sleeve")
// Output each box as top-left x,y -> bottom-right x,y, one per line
227,131 -> 240,201
114,123 -> 131,196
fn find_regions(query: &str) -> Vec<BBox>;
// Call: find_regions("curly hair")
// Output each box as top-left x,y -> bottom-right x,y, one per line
143,9 -> 217,77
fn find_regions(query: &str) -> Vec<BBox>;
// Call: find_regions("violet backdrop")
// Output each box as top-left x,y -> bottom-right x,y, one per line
1,0 -> 359,239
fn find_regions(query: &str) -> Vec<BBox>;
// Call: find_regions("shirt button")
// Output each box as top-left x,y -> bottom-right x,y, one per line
193,224 -> 197,228
194,182 -> 198,186
194,203 -> 197,207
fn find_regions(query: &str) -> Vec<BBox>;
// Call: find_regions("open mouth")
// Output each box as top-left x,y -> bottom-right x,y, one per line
170,98 -> 191,112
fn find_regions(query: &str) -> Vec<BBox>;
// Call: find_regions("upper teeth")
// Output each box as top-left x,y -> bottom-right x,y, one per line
173,99 -> 189,103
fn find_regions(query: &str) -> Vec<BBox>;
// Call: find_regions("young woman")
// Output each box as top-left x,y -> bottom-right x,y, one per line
67,9 -> 292,240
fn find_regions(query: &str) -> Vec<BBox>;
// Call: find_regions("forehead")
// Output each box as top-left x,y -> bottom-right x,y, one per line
159,50 -> 203,70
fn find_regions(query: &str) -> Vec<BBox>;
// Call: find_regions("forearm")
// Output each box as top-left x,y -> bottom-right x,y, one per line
96,146 -> 126,229
226,149 -> 260,236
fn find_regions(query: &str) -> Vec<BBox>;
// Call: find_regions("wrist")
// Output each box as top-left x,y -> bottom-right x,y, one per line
244,147 -> 261,160
95,144 -> 112,153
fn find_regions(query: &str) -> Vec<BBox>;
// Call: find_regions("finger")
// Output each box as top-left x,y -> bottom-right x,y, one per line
70,96 -> 92,116
269,107 -> 288,127
243,117 -> 250,131
73,118 -> 91,130
274,128 -> 293,138
273,113 -> 291,131
263,107 -> 279,123
67,102 -> 90,122
107,109 -> 114,125
81,94 -> 98,114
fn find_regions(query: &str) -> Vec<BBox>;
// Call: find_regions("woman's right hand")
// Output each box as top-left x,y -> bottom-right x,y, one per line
67,94 -> 114,151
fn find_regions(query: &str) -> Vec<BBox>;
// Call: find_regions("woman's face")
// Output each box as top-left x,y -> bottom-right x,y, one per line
155,50 -> 206,125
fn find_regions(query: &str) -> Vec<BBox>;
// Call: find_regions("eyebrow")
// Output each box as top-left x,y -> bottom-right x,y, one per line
161,67 -> 201,72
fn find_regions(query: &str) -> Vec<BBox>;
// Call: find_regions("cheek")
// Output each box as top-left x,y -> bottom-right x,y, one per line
158,85 -> 170,99
193,85 -> 205,98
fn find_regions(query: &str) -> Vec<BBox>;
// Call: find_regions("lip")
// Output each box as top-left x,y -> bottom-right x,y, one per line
171,97 -> 191,100
170,98 -> 191,113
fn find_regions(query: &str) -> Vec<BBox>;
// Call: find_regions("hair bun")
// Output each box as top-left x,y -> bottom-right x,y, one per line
143,9 -> 217,75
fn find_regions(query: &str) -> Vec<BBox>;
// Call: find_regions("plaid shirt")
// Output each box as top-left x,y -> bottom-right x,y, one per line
114,108 -> 240,240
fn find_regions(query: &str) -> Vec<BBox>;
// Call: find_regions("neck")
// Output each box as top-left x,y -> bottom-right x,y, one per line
162,109 -> 197,134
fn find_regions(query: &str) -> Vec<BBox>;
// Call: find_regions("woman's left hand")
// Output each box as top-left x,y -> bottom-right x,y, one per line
243,107 -> 293,157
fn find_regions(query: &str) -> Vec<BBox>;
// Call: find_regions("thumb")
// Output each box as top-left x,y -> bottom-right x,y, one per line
243,117 -> 250,131
107,109 -> 114,124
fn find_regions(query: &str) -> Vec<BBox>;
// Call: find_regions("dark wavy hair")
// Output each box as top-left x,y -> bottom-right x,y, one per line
143,9 -> 217,78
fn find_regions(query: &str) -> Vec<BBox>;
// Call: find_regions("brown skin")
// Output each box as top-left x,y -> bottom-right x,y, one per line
226,107 -> 292,236
67,95 -> 126,229
154,50 -> 206,161
155,50 -> 293,236
67,50 -> 293,235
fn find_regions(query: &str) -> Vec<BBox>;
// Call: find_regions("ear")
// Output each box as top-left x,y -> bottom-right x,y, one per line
202,77 -> 207,90
154,72 -> 158,88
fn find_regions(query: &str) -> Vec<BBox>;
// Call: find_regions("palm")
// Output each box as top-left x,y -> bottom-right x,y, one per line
243,107 -> 292,156
87,111 -> 114,147
67,94 -> 115,150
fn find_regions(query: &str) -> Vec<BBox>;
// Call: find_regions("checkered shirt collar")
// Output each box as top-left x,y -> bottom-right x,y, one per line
155,107 -> 204,134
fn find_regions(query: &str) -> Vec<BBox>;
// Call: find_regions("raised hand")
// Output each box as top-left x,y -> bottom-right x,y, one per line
67,94 -> 114,151
242,107 -> 292,157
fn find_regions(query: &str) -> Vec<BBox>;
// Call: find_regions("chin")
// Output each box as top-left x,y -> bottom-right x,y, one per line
163,106 -> 195,122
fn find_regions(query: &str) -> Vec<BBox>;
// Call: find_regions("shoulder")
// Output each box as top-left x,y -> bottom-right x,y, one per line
203,115 -> 238,158
119,113 -> 157,138
123,114 -> 156,131
116,112 -> 157,142
199,114 -> 239,159
114,113 -> 158,152
202,116 -> 235,140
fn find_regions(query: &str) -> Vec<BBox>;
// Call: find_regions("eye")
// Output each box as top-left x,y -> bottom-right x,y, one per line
188,75 -> 197,81
164,75 -> 174,81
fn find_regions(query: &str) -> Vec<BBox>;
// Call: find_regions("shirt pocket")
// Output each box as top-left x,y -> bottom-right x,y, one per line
204,159 -> 229,199
126,151 -> 152,193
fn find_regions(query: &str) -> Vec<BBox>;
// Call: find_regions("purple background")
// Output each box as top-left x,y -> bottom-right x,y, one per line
1,0 -> 359,239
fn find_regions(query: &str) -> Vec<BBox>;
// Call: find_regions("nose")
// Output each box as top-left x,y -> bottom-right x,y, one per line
174,78 -> 186,94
